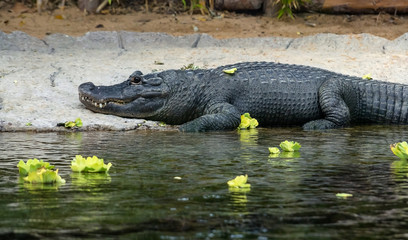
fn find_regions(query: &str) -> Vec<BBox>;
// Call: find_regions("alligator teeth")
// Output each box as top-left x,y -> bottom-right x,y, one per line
80,94 -> 118,107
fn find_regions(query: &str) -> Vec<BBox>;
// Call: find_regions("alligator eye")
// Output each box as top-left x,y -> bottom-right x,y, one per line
130,76 -> 142,85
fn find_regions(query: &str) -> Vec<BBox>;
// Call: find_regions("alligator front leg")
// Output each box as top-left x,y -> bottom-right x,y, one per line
179,102 -> 241,132
303,79 -> 352,130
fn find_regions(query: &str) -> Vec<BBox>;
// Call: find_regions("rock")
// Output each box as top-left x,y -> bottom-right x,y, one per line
78,0 -> 100,13
215,0 -> 264,10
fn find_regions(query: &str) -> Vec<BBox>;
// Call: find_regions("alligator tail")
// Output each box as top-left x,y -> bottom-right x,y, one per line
355,80 -> 408,124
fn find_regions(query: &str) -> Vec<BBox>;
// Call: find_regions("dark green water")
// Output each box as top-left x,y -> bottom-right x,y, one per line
2,126 -> 408,239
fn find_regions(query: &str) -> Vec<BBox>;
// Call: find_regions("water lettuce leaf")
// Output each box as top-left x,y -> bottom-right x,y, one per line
336,193 -> 353,199
238,113 -> 259,129
268,147 -> 280,154
223,67 -> 237,74
65,121 -> 75,128
279,140 -> 301,152
239,115 -> 251,129
269,140 -> 302,158
362,73 -> 372,80
390,142 -> 408,160
24,167 -> 66,184
17,159 -> 55,176
71,155 -> 112,173
75,118 -> 83,127
227,174 -> 251,188
64,118 -> 83,128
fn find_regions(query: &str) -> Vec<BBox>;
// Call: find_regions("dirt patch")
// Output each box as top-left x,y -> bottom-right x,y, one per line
0,2 -> 408,40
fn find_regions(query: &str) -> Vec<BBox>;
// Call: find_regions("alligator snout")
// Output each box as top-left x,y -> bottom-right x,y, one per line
78,82 -> 95,94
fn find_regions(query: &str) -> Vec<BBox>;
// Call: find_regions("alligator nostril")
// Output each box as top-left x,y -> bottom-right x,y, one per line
78,82 -> 96,92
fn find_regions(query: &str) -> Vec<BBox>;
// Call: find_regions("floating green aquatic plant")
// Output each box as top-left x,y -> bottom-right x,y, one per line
65,118 -> 83,128
390,142 -> 408,160
71,155 -> 112,173
227,174 -> 251,189
24,167 -> 66,184
238,113 -> 259,129
390,142 -> 408,178
336,193 -> 353,199
280,140 -> 301,152
17,159 -> 55,176
268,147 -> 281,154
269,140 -> 301,158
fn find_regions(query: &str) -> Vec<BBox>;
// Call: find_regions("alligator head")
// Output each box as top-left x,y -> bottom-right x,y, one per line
78,71 -> 169,119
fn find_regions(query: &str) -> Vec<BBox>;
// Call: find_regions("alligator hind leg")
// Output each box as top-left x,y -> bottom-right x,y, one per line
303,79 -> 352,130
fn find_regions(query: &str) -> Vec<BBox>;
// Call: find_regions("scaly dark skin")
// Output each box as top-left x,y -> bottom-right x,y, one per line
78,62 -> 408,132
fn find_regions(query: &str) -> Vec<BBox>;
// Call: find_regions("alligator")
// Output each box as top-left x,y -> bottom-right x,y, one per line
78,61 -> 408,132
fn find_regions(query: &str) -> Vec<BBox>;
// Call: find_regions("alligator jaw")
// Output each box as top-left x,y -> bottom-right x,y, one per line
78,80 -> 169,118
78,90 -> 167,117
79,93 -> 128,109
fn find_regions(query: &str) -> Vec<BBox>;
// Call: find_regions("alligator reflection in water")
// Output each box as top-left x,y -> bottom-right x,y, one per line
2,127 -> 408,238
